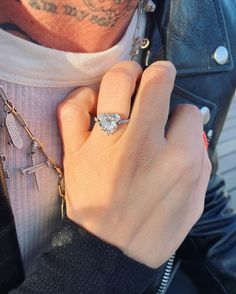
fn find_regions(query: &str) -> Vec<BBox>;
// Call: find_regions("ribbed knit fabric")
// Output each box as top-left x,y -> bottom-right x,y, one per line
0,82 -> 72,275
10,218 -> 165,294
0,10 -> 146,275
0,10 -> 144,88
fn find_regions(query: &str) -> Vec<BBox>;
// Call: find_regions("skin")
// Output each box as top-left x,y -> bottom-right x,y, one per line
57,61 -> 212,268
1,1 -> 212,268
0,0 -> 138,52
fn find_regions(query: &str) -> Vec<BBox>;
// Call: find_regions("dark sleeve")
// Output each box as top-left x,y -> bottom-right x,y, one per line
10,218 -> 164,294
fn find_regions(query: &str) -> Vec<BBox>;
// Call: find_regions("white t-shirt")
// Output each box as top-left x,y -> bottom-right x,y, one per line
0,10 -> 146,275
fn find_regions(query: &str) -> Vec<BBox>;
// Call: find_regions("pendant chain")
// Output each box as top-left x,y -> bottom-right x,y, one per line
0,87 -> 65,216
0,1 -> 156,218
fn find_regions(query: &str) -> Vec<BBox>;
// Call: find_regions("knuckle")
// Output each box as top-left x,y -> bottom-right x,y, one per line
102,68 -> 134,91
57,100 -> 81,121
79,86 -> 97,98
176,104 -> 202,124
57,86 -> 95,121
111,60 -> 143,75
180,158 -> 196,179
102,61 -> 142,89
150,60 -> 176,74
143,61 -> 176,84
171,146 -> 200,181
115,60 -> 143,73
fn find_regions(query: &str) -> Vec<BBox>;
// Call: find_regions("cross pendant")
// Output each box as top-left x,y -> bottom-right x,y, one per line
20,160 -> 50,191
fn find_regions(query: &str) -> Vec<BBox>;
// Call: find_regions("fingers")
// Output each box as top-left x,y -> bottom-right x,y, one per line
57,87 -> 97,155
191,148 -> 212,223
92,61 -> 142,142
58,61 -> 176,156
97,61 -> 142,117
125,61 -> 176,144
166,104 -> 204,155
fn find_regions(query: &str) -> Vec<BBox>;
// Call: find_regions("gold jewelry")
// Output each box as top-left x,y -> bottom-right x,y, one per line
0,86 -> 66,218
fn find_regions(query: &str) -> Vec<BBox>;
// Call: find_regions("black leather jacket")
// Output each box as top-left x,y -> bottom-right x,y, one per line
145,0 -> 236,163
145,1 -> 236,293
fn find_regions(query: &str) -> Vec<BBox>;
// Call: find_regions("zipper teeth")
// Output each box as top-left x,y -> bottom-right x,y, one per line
156,253 -> 176,294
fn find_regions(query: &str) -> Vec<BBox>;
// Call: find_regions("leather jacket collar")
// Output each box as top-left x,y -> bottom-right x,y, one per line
144,0 -> 236,158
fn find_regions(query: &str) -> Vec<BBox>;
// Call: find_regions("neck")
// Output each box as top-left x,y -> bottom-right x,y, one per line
0,0 -> 138,53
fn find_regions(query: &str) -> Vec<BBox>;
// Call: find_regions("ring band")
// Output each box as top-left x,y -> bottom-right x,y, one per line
94,113 -> 129,135
117,119 -> 130,125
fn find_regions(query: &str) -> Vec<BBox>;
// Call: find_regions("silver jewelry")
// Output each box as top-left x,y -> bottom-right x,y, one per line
0,86 -> 65,218
94,113 -> 129,135
130,0 -> 156,59
0,87 -> 23,150
144,0 -> 156,12
0,153 -> 10,179
20,141 -> 51,192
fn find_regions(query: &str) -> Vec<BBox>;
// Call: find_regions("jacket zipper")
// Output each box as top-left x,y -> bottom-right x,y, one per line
156,253 -> 176,294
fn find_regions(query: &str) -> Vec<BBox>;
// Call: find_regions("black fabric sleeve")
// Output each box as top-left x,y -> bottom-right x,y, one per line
10,218 -> 164,294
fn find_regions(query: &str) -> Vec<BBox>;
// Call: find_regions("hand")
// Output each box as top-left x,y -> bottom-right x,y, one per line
57,61 -> 212,268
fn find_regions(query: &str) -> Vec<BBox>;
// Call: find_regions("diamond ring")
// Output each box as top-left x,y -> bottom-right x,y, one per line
94,113 -> 129,135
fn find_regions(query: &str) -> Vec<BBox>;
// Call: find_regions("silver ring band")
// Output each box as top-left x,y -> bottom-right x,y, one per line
94,113 -> 129,135
117,119 -> 130,125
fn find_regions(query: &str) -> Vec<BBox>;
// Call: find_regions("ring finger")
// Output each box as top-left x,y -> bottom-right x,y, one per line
91,61 -> 142,144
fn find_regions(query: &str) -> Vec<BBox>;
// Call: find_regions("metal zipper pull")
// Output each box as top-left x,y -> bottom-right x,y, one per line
138,38 -> 150,49
130,38 -> 150,57
144,0 -> 156,12
0,153 -> 10,179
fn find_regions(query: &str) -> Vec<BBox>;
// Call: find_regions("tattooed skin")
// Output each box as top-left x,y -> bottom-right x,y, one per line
83,0 -> 135,27
27,0 -> 136,27
29,0 -> 58,14
0,0 -> 138,52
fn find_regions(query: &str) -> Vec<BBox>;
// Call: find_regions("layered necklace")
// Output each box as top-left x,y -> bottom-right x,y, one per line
0,0 -> 156,219
0,87 -> 66,217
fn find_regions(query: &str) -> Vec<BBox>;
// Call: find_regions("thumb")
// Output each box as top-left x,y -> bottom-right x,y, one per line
57,87 -> 97,155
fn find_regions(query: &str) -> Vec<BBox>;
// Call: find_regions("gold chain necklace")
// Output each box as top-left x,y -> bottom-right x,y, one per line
0,1 -> 156,219
0,86 -> 66,218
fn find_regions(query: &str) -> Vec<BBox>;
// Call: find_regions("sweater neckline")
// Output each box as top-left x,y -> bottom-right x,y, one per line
0,10 -> 145,88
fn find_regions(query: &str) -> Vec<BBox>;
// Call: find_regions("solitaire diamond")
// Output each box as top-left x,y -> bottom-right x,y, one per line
96,113 -> 121,135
